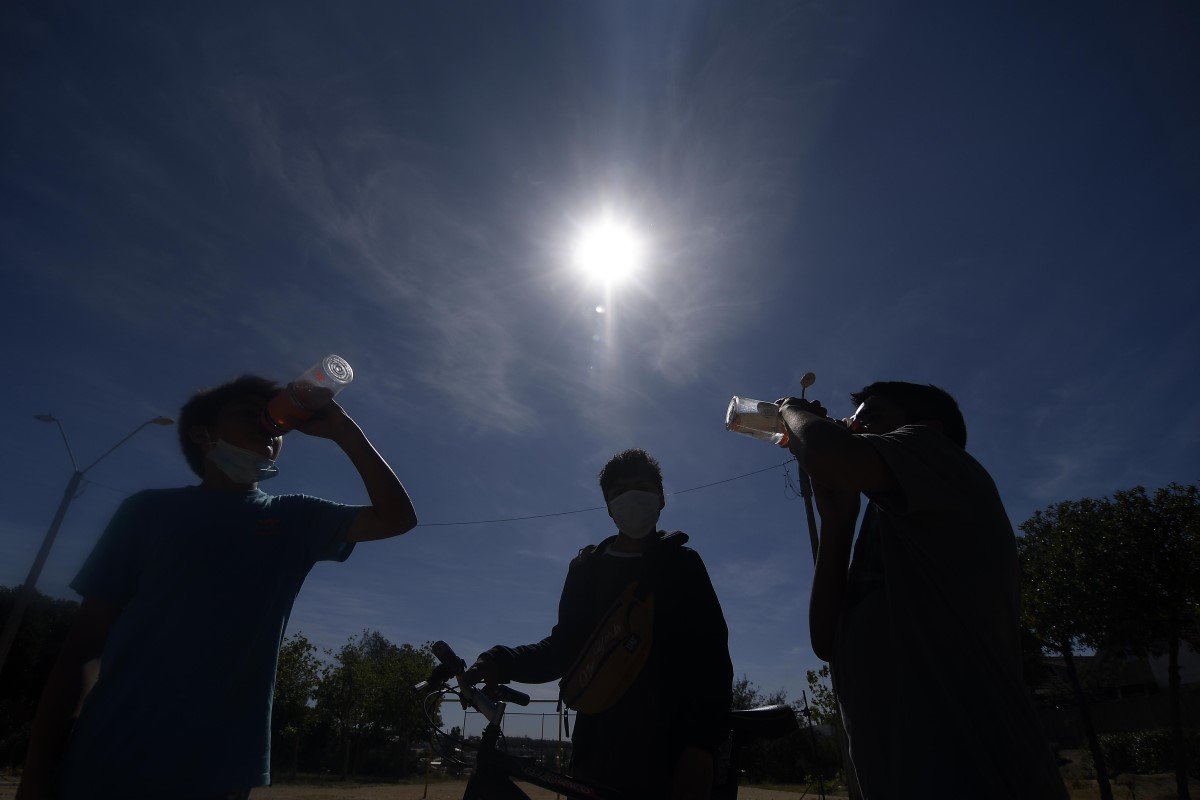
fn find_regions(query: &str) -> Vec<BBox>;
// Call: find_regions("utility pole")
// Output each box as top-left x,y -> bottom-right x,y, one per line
801,691 -> 826,800
790,375 -> 862,800
0,414 -> 173,679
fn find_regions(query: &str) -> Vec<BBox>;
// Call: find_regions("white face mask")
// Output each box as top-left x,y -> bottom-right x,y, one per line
607,490 -> 662,540
207,438 -> 279,485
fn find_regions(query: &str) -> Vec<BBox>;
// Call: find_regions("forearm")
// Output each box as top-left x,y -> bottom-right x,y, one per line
490,636 -> 573,684
493,568 -> 588,684
19,654 -> 90,791
335,422 -> 417,533
672,747 -> 714,800
676,634 -> 733,748
780,408 -> 854,483
20,598 -> 116,797
679,558 -> 734,748
780,404 -> 894,494
808,518 -> 855,662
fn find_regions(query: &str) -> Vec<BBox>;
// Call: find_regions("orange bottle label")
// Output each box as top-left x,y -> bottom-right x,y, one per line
263,387 -> 315,433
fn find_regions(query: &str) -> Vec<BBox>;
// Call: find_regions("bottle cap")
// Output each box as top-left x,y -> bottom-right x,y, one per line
319,355 -> 354,386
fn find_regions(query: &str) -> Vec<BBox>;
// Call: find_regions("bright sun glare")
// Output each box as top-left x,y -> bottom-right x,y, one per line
573,219 -> 645,284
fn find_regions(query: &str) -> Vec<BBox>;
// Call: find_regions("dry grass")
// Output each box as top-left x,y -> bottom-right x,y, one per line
251,784 -> 829,799
4,773 -> 1196,799
0,778 -> 831,799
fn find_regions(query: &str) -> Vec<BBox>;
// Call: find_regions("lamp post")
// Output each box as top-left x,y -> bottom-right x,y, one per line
0,413 -> 174,678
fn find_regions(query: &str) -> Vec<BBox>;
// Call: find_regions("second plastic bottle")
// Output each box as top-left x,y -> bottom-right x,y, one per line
725,396 -> 790,447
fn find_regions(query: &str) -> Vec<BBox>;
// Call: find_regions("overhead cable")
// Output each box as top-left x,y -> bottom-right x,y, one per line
417,460 -> 794,527
81,459 -> 797,528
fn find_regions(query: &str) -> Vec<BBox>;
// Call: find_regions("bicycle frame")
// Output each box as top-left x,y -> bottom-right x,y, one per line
417,641 -> 797,800
461,720 -> 624,800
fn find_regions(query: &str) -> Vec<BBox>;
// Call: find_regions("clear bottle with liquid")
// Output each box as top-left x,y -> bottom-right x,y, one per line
725,396 -> 790,447
261,354 -> 355,435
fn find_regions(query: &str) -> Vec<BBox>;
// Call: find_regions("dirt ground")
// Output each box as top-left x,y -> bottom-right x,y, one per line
0,778 -> 830,799
243,777 -> 1200,800
3,775 -> 1197,799
251,784 -> 831,800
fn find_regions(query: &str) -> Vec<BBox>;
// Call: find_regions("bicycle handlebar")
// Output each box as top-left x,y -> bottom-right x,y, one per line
416,640 -> 531,725
431,640 -> 466,674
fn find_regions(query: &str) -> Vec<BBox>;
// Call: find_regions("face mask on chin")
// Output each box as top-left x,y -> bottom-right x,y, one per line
607,489 -> 662,540
207,438 -> 279,485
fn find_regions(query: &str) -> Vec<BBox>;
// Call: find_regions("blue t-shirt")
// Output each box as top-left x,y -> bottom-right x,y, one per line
59,486 -> 362,799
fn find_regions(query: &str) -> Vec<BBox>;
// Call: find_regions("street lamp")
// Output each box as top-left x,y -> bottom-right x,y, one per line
0,413 -> 175,678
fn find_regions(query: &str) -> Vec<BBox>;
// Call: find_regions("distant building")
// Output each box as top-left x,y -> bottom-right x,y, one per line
1032,638 -> 1200,746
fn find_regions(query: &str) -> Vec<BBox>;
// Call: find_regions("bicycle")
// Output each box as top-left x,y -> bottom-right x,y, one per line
415,641 -> 799,800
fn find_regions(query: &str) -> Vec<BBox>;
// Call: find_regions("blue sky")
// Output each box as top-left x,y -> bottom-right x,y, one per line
2,1 -> 1197,737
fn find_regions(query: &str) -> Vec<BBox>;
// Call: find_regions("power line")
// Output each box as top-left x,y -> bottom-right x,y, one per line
669,460 -> 794,496
83,479 -> 135,497
77,460 -> 798,528
417,459 -> 794,527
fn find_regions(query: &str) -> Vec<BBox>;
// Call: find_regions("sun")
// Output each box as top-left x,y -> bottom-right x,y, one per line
573,219 -> 645,284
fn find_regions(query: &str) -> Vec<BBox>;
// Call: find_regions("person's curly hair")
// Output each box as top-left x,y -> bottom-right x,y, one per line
598,449 -> 664,498
177,375 -> 281,477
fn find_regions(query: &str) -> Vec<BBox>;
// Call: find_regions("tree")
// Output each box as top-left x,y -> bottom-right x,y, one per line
801,666 -> 849,791
729,676 -> 793,784
804,666 -> 838,726
1020,482 -> 1200,800
731,674 -> 787,710
272,632 -> 321,780
0,588 -> 79,770
1101,484 -> 1199,800
312,630 -> 439,779
1019,497 -> 1117,800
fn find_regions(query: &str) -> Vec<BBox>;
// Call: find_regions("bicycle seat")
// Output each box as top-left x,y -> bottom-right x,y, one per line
729,704 -> 799,741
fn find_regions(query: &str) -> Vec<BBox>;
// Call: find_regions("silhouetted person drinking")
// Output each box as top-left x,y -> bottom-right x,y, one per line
19,375 -> 419,800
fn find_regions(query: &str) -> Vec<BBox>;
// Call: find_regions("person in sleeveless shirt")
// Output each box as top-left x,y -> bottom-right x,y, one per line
778,381 -> 1066,799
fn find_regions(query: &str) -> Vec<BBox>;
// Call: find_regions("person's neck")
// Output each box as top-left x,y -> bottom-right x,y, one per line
609,532 -> 650,554
200,468 -> 258,493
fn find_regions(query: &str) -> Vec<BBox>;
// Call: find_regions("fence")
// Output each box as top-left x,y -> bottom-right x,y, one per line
422,698 -> 574,792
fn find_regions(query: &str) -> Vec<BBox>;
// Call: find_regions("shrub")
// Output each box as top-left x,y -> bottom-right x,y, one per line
1081,729 -> 1200,777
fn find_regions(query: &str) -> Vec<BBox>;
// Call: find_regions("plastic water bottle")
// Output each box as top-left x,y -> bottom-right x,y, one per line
261,355 -> 354,434
725,396 -> 790,447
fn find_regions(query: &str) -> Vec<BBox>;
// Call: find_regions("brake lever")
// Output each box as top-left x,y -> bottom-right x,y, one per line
488,684 -> 531,707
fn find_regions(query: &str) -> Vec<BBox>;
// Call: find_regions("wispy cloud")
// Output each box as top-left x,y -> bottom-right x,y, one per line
228,85 -> 546,432
716,554 -> 794,598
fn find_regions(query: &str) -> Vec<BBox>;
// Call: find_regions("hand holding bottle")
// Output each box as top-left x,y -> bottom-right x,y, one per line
291,399 -> 359,443
261,354 -> 354,435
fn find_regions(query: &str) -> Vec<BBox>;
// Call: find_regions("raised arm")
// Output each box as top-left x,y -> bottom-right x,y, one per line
671,551 -> 733,800
293,401 -> 418,542
776,398 -> 896,495
776,398 -> 873,661
17,597 -> 119,800
807,506 -> 857,662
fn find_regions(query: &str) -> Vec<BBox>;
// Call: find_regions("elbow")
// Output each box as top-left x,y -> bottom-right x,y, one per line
811,629 -> 834,663
384,502 -> 419,533
385,514 -> 418,537
793,425 -> 844,483
809,611 -> 836,663
359,508 -> 419,541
